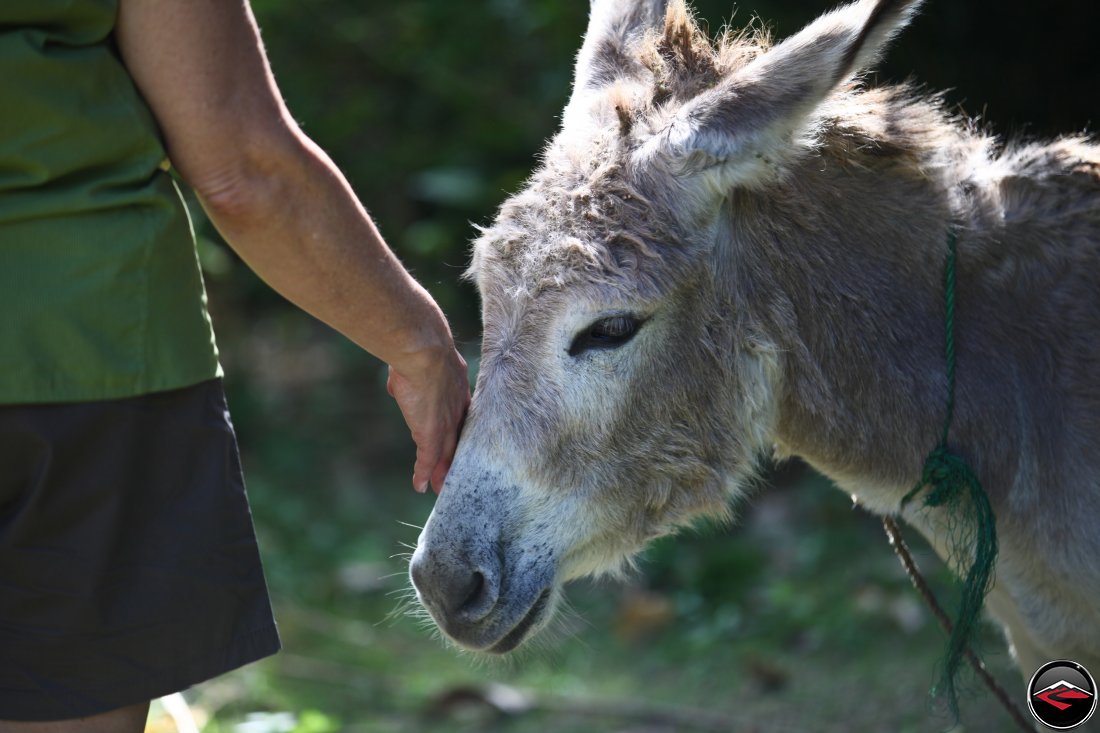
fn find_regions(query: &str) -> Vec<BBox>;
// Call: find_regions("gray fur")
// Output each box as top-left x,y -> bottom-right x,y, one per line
410,0 -> 1100,685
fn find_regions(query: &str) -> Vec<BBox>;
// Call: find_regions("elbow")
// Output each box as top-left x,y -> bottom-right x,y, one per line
184,123 -> 303,224
191,168 -> 266,223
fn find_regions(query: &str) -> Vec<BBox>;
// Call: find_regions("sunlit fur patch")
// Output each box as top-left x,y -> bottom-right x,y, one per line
418,0 -> 975,657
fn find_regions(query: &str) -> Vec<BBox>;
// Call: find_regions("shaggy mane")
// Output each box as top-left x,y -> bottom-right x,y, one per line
469,0 -> 980,296
639,0 -> 771,102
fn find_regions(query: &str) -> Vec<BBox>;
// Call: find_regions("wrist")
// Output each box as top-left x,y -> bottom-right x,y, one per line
388,313 -> 459,382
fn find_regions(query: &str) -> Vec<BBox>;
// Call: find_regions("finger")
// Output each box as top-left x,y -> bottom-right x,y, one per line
430,452 -> 453,495
430,420 -> 461,494
438,414 -> 462,464
413,436 -> 442,495
412,446 -> 429,494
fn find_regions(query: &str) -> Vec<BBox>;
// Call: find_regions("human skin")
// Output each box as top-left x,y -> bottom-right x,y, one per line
0,702 -> 150,733
116,0 -> 471,495
3,1 -> 468,728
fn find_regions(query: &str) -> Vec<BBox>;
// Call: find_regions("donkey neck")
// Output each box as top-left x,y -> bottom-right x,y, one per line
726,148 -> 1029,511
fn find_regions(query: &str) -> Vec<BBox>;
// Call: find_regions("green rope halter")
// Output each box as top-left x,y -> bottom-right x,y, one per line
899,229 -> 998,719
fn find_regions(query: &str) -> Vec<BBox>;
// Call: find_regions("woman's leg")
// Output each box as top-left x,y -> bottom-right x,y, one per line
0,701 -> 149,733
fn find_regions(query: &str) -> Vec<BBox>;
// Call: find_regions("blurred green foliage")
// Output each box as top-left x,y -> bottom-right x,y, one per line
207,0 -> 1100,341
186,1 -> 1097,730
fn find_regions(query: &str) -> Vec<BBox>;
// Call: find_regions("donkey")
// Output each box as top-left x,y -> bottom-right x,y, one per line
409,0 -> 1100,697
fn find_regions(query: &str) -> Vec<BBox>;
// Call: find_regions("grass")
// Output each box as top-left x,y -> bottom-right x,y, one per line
169,459 -> 1024,733
160,323 -> 1026,733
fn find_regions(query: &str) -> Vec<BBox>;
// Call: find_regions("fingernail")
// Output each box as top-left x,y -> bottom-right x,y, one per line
416,481 -> 428,494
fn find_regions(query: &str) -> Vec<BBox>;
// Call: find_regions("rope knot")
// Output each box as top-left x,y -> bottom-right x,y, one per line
894,227 -> 1000,721
912,447 -> 976,507
900,441 -> 998,719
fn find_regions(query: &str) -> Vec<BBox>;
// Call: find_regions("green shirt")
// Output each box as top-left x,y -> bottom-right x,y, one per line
0,0 -> 221,403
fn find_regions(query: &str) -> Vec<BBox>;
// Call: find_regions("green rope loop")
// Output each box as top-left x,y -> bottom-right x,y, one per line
901,228 -> 999,720
940,231 -> 958,445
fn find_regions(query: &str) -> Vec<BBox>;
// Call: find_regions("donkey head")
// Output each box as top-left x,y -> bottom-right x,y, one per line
410,0 -> 921,653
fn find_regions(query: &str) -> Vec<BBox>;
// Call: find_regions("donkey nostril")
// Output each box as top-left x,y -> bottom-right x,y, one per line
410,549 -> 500,624
456,568 -> 499,623
461,571 -> 485,611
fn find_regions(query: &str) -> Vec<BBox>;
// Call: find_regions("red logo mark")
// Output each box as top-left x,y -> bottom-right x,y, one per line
1035,682 -> 1094,712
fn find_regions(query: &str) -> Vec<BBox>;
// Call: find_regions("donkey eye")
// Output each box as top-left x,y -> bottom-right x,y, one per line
568,315 -> 643,357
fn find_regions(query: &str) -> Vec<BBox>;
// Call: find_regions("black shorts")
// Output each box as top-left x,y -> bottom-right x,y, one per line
0,379 -> 280,720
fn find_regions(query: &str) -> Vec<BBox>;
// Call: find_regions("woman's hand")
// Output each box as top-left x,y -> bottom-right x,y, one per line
117,0 -> 472,494
387,345 -> 470,494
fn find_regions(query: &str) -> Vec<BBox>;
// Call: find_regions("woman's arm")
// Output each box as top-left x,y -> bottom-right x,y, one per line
116,0 -> 469,493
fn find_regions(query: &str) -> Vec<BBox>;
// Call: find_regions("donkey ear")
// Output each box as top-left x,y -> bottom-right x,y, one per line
642,0 -> 922,188
563,0 -> 669,128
